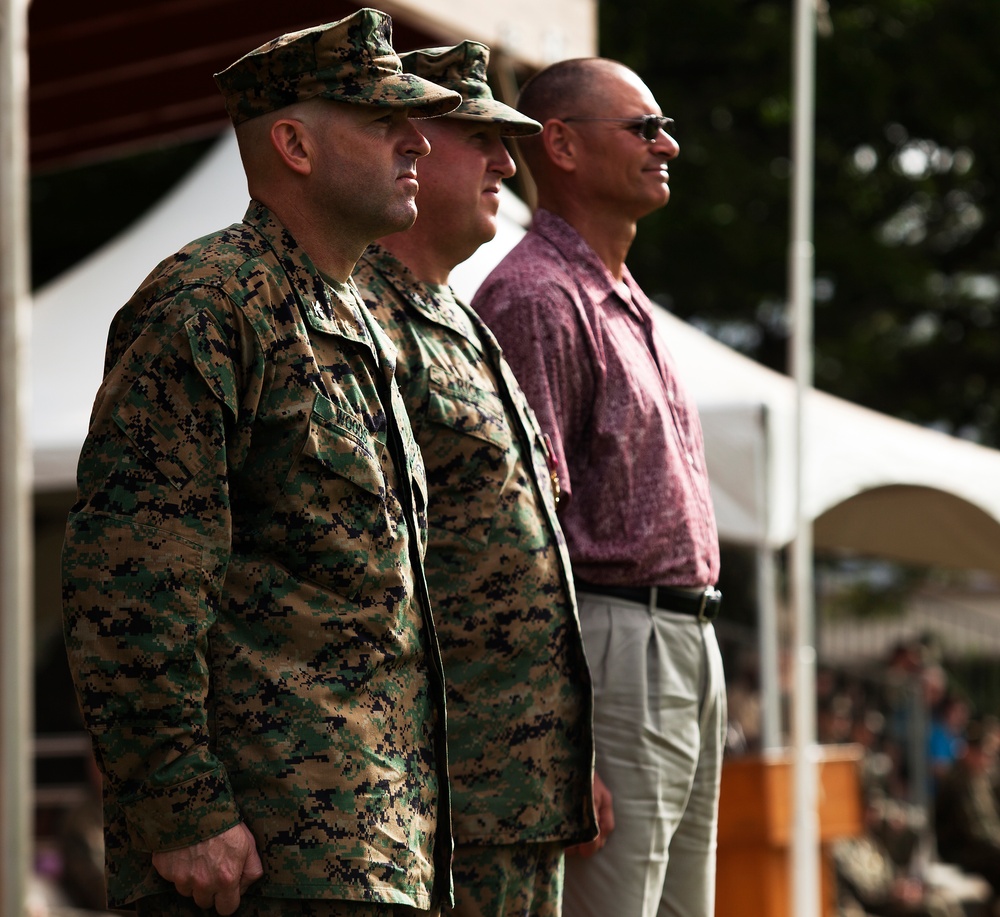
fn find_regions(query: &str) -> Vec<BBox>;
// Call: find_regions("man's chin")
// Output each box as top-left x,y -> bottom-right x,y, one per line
478,214 -> 500,241
641,187 -> 671,213
380,203 -> 419,237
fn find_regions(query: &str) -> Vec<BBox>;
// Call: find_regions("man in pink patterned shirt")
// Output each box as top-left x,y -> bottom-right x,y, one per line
472,57 -> 726,917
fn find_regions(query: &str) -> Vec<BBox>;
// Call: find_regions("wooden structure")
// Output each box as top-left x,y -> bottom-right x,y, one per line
716,745 -> 864,917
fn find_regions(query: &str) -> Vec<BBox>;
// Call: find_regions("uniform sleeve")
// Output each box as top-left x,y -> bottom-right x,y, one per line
62,286 -> 261,853
473,275 -> 593,507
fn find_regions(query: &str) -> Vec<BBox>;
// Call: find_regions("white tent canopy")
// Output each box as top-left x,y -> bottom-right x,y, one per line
32,131 -> 1000,574
660,314 -> 1000,574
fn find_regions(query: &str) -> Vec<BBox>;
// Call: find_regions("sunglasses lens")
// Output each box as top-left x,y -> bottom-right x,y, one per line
641,117 -> 662,141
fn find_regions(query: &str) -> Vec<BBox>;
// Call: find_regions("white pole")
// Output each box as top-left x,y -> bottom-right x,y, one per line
1,0 -> 34,913
757,546 -> 782,750
755,404 -> 783,751
789,0 -> 819,914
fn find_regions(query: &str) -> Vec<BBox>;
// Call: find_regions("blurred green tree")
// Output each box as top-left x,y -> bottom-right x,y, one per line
600,0 -> 1000,445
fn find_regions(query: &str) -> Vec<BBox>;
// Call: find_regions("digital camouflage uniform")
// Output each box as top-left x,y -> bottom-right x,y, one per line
832,832 -> 964,917
353,244 -> 596,847
935,754 -> 1000,894
62,202 -> 451,910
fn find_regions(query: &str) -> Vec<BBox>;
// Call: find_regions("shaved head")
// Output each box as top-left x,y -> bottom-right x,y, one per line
515,58 -> 650,177
517,57 -> 638,124
234,98 -> 324,187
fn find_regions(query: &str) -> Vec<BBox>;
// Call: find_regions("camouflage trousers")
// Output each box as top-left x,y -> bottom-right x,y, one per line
134,893 -> 439,917
446,841 -> 564,917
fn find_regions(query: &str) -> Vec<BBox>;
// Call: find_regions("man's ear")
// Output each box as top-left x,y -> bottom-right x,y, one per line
270,117 -> 312,176
542,119 -> 579,173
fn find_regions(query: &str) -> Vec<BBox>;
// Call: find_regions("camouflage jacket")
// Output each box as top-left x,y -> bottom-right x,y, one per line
61,203 -> 451,908
354,244 -> 596,846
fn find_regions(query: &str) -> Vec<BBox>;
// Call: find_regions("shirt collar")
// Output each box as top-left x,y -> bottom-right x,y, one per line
530,208 -> 651,321
360,243 -> 483,353
243,200 -> 376,350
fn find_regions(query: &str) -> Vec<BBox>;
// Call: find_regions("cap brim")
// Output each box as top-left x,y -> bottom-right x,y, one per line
447,98 -> 542,136
344,72 -> 462,118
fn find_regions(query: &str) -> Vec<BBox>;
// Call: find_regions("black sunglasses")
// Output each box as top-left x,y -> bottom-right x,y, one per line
561,114 -> 674,143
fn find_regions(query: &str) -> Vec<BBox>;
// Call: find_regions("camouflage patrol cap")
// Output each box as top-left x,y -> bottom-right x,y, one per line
399,41 -> 541,137
214,8 -> 462,126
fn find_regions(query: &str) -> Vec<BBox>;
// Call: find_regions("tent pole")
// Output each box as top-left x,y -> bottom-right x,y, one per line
755,403 -> 783,751
788,0 -> 819,914
757,546 -> 783,750
0,0 -> 34,913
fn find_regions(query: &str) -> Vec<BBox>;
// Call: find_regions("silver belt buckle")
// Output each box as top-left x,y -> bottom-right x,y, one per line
697,586 -> 722,622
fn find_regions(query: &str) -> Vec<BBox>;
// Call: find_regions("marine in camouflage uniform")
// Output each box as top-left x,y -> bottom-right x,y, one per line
61,10 -> 462,915
353,43 -> 597,917
934,721 -> 1000,898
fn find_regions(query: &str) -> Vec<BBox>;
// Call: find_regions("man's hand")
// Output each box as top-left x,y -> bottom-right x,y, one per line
567,771 -> 615,858
152,822 -> 263,915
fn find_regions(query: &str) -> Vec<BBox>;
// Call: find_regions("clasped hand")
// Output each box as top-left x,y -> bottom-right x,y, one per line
152,822 -> 263,915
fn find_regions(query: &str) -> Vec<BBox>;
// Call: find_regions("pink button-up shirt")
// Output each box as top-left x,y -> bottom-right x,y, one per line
472,209 -> 719,588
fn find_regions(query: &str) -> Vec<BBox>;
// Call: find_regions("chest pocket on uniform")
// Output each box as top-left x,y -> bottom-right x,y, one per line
269,392 -> 387,601
421,366 -> 512,550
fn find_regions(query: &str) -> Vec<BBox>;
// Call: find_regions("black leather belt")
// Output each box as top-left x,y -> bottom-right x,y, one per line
575,580 -> 722,621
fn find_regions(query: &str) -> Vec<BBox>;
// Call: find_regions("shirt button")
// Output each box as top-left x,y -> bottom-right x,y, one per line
687,452 -> 696,466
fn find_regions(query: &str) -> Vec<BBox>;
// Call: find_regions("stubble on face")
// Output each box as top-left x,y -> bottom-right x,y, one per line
306,101 -> 431,245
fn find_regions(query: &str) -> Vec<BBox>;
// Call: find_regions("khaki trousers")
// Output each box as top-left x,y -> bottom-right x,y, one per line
563,592 -> 726,917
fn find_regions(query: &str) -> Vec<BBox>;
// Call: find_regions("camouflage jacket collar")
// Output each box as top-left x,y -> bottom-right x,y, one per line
243,200 -> 380,355
360,242 -> 486,357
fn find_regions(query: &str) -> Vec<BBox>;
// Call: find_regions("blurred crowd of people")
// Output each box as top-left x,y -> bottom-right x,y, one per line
727,633 -> 1000,917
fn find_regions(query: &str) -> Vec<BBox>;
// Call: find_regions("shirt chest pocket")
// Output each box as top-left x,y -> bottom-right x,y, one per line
421,367 -> 513,551
269,394 -> 388,601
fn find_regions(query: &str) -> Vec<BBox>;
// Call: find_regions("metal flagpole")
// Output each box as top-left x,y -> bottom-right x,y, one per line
1,0 -> 35,912
788,0 -> 819,914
